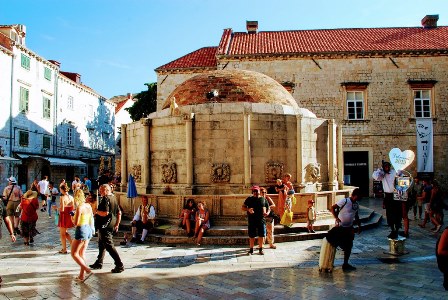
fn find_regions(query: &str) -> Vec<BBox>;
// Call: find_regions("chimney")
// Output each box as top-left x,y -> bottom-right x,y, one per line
49,60 -> 61,68
246,21 -> 258,34
421,14 -> 439,28
127,93 -> 133,100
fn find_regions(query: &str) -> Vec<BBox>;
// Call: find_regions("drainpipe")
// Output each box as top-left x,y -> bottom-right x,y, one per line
53,70 -> 59,156
9,53 -> 14,159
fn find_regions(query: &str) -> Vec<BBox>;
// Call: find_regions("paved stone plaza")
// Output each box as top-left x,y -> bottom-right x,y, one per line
0,198 -> 446,299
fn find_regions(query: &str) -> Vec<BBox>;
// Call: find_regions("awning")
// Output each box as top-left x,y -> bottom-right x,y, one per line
0,156 -> 21,162
15,154 -> 86,167
46,157 -> 86,167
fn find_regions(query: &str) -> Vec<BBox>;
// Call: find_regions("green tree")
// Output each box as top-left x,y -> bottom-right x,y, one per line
125,82 -> 157,121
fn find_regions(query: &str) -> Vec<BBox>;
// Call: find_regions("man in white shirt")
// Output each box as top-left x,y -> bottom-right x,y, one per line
37,176 -> 49,212
330,188 -> 361,271
372,161 -> 401,239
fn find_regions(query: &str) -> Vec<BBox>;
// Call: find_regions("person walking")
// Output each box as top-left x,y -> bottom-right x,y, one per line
57,184 -> 74,254
89,184 -> 124,273
37,175 -> 49,212
242,186 -> 269,255
3,176 -> 23,235
71,189 -> 94,282
19,190 -> 39,246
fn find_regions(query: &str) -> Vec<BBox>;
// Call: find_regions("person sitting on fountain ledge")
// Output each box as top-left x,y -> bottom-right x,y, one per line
130,195 -> 155,244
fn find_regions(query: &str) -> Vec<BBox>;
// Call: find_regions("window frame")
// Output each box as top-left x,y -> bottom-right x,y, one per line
43,97 -> 51,119
43,136 -> 51,149
67,127 -> 73,146
67,96 -> 74,110
21,53 -> 30,70
44,67 -> 52,81
342,83 -> 369,121
19,131 -> 29,147
19,86 -> 29,113
408,81 -> 436,119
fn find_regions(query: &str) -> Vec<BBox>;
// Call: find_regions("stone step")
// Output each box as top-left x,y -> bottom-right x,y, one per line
114,206 -> 383,245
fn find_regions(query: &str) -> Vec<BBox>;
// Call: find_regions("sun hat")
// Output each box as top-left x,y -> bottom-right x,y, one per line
23,190 -> 38,199
7,176 -> 17,184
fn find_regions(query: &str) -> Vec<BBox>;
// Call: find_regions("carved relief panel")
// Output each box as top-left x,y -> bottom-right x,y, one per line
304,163 -> 321,183
132,164 -> 142,183
265,162 -> 284,183
211,163 -> 230,183
161,162 -> 177,183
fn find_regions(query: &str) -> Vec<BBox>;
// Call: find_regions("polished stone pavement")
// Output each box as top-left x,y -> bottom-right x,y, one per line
0,198 -> 446,299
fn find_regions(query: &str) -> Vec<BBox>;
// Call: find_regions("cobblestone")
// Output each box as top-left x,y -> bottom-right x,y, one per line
0,198 -> 446,299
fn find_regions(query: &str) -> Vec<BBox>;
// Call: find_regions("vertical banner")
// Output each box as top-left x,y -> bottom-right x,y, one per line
416,119 -> 434,172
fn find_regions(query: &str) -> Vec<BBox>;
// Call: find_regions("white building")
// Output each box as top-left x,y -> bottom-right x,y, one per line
0,24 -> 115,191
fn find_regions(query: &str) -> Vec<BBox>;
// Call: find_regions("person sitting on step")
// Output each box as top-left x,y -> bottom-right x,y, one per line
130,195 -> 155,244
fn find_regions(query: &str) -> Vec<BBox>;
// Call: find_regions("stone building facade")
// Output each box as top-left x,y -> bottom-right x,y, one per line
155,15 -> 448,195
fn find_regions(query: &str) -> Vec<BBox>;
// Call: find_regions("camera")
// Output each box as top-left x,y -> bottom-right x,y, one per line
69,210 -> 75,216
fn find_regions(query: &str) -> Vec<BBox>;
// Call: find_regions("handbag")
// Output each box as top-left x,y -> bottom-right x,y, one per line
280,209 -> 293,227
54,210 -> 59,226
90,213 -> 95,234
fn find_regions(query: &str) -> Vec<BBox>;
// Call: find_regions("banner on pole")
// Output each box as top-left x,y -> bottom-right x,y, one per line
416,119 -> 434,172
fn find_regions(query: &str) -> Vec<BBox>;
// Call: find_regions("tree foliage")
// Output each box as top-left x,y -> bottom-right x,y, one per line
125,82 -> 157,121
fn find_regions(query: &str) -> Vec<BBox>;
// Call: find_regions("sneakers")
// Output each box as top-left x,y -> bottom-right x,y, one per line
89,262 -> 103,270
111,266 -> 124,273
342,264 -> 356,271
434,225 -> 442,233
247,248 -> 254,255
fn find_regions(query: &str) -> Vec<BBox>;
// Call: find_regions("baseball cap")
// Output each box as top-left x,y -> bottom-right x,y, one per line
251,186 -> 260,191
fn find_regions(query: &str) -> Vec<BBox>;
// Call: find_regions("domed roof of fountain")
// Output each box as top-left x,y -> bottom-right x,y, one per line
162,69 -> 302,111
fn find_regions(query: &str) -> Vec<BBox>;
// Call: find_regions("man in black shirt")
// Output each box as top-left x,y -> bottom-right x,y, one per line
89,184 -> 124,273
242,186 -> 269,255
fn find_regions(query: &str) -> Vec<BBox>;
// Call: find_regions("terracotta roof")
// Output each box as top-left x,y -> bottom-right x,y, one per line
0,32 -> 12,51
115,99 -> 128,114
155,46 -> 217,71
218,27 -> 448,56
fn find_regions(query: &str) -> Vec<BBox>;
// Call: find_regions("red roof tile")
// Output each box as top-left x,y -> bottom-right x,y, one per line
219,27 -> 448,55
155,46 -> 217,71
115,99 -> 128,114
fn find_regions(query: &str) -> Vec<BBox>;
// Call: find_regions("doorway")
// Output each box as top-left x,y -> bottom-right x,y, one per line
343,151 -> 369,196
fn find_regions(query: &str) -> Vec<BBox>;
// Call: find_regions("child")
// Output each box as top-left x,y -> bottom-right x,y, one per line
281,190 -> 295,227
307,199 -> 317,233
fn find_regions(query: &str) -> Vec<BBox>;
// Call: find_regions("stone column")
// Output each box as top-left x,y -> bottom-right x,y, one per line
328,119 -> 337,191
243,113 -> 251,187
120,124 -> 127,192
141,119 -> 151,192
296,116 -> 304,188
185,113 -> 195,186
337,124 -> 344,189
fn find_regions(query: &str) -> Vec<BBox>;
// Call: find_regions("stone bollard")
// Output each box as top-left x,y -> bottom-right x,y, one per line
384,236 -> 409,256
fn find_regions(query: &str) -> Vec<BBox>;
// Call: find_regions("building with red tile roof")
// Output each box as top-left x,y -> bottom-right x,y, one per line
155,15 -> 448,195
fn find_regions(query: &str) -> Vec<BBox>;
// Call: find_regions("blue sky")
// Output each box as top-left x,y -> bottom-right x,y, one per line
1,0 -> 446,99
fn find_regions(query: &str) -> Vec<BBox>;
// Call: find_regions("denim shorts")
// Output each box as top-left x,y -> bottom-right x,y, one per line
74,225 -> 93,241
248,223 -> 266,238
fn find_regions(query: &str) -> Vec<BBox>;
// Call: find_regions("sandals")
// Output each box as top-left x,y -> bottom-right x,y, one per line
58,249 -> 68,254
